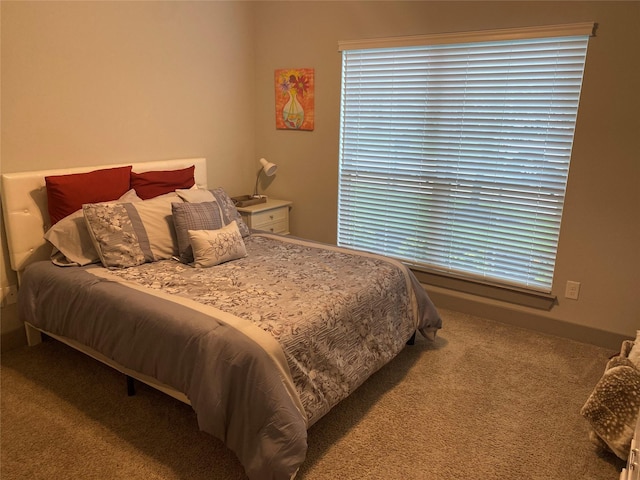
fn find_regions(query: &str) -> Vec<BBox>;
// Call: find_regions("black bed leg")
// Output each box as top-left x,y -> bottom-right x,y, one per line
406,331 -> 416,345
126,375 -> 136,396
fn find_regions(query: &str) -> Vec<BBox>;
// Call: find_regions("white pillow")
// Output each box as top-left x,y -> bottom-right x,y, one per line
44,189 -> 142,266
189,221 -> 247,268
175,187 -> 216,203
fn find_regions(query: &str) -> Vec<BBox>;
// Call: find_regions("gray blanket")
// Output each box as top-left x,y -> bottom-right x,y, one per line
19,233 -> 441,479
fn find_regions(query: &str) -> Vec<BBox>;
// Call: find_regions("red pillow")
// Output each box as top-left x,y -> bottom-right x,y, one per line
45,166 -> 132,225
130,165 -> 195,200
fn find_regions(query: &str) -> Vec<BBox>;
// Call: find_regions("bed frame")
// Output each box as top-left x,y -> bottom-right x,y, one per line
1,157 -> 208,403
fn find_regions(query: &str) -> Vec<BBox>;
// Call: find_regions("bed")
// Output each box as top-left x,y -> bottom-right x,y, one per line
1,157 -> 442,480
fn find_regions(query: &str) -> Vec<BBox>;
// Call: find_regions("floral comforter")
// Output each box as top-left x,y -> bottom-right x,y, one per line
19,233 -> 441,480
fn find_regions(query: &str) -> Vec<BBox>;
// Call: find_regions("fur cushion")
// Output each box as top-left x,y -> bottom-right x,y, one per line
581,340 -> 640,460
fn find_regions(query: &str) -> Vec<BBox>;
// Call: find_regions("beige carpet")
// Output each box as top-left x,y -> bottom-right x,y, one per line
1,309 -> 625,479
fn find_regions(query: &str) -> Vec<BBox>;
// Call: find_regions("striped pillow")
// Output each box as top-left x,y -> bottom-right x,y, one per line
172,201 -> 224,264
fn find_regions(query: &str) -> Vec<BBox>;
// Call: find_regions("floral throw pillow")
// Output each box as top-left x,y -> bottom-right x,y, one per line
45,189 -> 142,266
188,221 -> 247,268
83,193 -> 180,268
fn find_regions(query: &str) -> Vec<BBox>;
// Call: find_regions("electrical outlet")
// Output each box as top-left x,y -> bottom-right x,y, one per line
1,285 -> 18,307
565,281 -> 581,300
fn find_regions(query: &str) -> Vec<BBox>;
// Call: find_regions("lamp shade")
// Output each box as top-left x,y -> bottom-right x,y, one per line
252,157 -> 279,199
259,158 -> 278,176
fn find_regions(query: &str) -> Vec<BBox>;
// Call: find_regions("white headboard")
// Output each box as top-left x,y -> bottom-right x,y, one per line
1,157 -> 207,275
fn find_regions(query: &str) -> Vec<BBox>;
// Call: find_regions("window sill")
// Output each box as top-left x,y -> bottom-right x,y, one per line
411,268 -> 557,311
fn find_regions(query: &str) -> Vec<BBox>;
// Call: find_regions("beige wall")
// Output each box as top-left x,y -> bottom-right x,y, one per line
1,1 -> 256,181
1,1 -> 638,349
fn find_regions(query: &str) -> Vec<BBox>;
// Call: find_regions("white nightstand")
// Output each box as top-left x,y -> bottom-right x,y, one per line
236,199 -> 292,235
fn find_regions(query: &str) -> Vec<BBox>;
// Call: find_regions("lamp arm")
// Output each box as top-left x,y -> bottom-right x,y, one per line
252,170 -> 262,198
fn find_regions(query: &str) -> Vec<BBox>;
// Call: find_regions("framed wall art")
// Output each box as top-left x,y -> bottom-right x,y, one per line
275,68 -> 315,131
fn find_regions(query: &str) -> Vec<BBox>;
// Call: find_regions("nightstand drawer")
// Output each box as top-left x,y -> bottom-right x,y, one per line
254,220 -> 289,235
251,207 -> 288,226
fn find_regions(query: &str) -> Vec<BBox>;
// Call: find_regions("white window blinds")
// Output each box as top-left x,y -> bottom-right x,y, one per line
337,25 -> 593,293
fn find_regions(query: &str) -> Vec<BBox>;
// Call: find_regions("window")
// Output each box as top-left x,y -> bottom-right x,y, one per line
338,24 -> 594,294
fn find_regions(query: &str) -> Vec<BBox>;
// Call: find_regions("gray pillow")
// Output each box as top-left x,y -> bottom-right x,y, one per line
172,201 -> 224,264
209,187 -> 250,237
